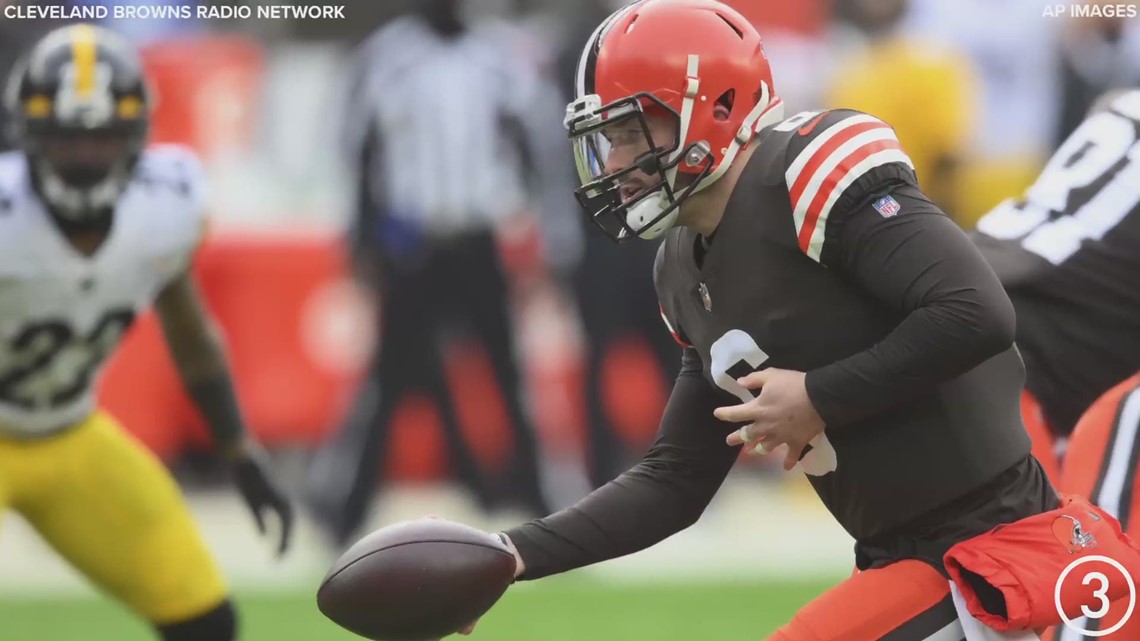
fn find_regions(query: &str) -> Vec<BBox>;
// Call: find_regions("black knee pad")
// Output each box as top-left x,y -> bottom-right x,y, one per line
157,599 -> 237,641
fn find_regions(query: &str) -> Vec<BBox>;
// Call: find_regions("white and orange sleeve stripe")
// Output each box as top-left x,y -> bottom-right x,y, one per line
659,304 -> 691,348
785,113 -> 914,262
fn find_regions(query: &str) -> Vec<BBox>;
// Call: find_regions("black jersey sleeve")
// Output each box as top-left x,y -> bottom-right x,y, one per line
803,184 -> 1017,426
503,347 -> 740,580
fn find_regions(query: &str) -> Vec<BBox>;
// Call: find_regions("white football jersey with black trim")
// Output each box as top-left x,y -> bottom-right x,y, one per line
0,145 -> 206,435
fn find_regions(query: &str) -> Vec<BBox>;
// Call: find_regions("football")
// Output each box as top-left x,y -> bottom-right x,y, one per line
316,518 -> 517,641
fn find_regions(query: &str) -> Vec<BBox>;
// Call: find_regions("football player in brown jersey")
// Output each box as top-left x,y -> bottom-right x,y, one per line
446,2 -> 1140,639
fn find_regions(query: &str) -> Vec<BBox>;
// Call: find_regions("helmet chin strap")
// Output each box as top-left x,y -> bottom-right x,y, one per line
623,189 -> 678,240
625,57 -> 785,241
38,161 -> 125,222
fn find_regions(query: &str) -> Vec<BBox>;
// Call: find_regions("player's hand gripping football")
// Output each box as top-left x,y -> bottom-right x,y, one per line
455,532 -> 525,636
714,368 -> 826,470
227,439 -> 295,557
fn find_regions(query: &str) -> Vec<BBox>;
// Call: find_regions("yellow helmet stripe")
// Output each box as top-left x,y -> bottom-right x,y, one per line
71,25 -> 98,98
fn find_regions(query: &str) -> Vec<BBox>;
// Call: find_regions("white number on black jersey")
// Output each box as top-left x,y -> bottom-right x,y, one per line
709,329 -> 838,477
977,93 -> 1140,264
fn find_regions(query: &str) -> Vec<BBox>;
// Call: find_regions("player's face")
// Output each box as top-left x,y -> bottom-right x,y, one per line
38,129 -> 131,187
600,113 -> 677,203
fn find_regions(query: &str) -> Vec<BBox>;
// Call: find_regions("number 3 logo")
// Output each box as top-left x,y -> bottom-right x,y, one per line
1084,571 -> 1111,620
709,329 -> 838,477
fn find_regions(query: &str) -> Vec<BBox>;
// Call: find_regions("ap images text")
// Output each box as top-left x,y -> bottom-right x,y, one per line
1043,3 -> 1139,17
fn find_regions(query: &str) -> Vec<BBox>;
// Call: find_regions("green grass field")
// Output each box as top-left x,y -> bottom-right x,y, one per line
0,577 -> 836,641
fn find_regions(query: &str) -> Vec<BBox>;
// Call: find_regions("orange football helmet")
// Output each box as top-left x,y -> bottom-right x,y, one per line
566,0 -> 784,241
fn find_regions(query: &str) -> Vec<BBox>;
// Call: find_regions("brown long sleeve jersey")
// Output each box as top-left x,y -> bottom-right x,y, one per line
507,109 -> 1042,580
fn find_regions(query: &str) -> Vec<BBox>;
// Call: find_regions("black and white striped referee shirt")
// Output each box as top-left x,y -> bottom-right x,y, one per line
342,15 -> 581,266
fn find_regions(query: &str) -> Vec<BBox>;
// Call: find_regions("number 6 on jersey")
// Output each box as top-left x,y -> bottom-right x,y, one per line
709,329 -> 838,476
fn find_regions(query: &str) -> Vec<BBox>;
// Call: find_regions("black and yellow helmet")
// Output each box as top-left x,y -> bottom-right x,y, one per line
4,24 -> 151,223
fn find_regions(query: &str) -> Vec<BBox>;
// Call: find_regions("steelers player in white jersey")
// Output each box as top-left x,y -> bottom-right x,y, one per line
0,25 -> 293,641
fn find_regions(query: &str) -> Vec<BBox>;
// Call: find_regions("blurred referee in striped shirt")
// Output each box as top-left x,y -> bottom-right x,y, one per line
309,0 -> 579,545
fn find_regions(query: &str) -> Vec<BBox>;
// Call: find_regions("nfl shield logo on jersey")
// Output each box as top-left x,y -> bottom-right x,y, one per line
872,195 -> 901,218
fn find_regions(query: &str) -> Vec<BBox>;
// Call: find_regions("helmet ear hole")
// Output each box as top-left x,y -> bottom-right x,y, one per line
714,89 -> 734,121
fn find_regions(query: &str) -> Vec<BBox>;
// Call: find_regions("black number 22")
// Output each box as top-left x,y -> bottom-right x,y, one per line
0,308 -> 136,410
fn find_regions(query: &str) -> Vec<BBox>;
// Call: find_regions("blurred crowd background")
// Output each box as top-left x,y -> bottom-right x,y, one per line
2,0 -> 1140,551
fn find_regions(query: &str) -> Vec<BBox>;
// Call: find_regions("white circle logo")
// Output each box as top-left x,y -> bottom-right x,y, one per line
1054,555 -> 1137,636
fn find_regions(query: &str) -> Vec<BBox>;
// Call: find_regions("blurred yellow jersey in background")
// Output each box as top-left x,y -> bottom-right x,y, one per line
826,38 -> 982,225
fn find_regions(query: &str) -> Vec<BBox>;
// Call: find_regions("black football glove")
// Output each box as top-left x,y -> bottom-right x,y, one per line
230,441 -> 294,557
